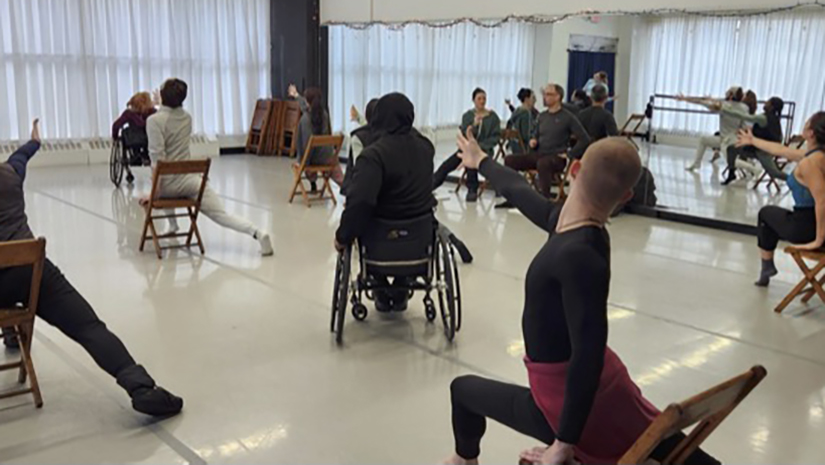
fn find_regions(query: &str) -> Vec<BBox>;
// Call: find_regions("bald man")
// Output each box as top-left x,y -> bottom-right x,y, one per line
444,135 -> 719,465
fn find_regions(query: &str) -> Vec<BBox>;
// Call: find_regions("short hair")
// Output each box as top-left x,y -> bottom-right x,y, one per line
546,83 -> 564,98
596,71 -> 608,81
160,78 -> 188,108
517,88 -> 534,103
767,97 -> 784,116
472,87 -> 486,100
591,84 -> 608,103
726,86 -> 744,102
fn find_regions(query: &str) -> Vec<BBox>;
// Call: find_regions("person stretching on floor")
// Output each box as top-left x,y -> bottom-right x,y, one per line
0,119 -> 183,416
433,88 -> 502,202
444,132 -> 720,465
738,112 -> 825,287
724,96 -> 786,183
497,84 -> 590,208
143,78 -> 274,256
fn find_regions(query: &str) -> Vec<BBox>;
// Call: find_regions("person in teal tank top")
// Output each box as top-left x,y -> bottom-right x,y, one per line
738,112 -> 825,286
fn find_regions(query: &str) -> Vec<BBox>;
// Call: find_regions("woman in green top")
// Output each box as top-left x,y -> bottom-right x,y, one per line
723,96 -> 786,182
433,88 -> 501,202
506,88 -> 538,154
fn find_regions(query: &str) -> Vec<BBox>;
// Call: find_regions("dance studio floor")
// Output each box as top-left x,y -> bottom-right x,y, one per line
2,155 -> 825,464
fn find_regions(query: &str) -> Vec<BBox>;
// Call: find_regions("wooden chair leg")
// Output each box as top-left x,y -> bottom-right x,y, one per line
775,253 -> 825,313
139,209 -> 152,252
15,327 -> 26,384
455,172 -> 465,194
18,323 -> 42,408
323,175 -> 337,206
299,178 -> 310,207
288,170 -> 302,203
147,215 -> 163,259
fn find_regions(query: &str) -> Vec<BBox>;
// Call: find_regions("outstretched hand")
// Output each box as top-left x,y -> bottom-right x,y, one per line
736,128 -> 754,148
456,126 -> 487,170
31,119 -> 41,142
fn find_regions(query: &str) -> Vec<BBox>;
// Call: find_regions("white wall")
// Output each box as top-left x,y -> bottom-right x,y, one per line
321,0 -> 800,23
529,16 -> 635,123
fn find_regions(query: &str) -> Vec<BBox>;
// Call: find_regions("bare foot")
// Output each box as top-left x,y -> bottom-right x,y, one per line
443,454 -> 479,465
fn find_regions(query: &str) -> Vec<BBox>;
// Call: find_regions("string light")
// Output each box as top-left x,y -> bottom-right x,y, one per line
324,1 -> 825,30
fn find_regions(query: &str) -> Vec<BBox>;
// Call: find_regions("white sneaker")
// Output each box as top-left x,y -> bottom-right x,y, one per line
162,221 -> 180,237
257,232 -> 274,256
686,163 -> 699,172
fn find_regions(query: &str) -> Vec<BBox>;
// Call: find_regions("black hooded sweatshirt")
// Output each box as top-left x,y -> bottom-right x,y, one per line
335,93 -> 436,245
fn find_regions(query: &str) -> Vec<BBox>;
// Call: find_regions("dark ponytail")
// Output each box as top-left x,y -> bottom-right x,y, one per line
304,87 -> 328,135
767,97 -> 784,117
810,111 -> 825,147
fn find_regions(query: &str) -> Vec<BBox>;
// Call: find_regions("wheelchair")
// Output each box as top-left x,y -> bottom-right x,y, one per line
110,126 -> 150,187
331,214 -> 462,345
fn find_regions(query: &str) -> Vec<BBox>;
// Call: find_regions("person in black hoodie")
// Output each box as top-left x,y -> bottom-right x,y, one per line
335,93 -> 437,312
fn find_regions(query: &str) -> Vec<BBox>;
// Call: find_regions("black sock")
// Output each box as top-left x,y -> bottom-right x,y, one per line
755,258 -> 778,287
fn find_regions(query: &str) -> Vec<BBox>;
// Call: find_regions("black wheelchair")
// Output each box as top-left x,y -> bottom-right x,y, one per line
110,126 -> 151,187
331,214 -> 462,344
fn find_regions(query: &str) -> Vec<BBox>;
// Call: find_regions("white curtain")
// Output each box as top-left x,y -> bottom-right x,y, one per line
629,11 -> 825,136
0,0 -> 270,141
328,22 -> 535,133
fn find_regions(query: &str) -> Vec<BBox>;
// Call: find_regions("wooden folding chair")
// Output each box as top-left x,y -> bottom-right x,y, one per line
774,246 -> 825,313
618,365 -> 767,464
752,157 -> 788,193
552,155 -> 572,202
278,100 -> 302,157
245,99 -> 274,154
495,128 -> 525,163
0,237 -> 47,408
289,134 -> 344,207
619,113 -> 647,150
139,159 -> 211,259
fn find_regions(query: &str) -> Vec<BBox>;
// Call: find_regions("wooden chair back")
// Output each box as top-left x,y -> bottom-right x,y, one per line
289,134 -> 344,207
0,237 -> 47,407
140,159 -> 211,258
279,100 -> 302,157
245,99 -> 275,154
619,365 -> 767,464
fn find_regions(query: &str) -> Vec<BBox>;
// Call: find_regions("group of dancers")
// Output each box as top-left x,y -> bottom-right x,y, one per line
3,69 -> 824,464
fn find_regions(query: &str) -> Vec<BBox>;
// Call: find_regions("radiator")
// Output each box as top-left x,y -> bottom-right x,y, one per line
0,135 -> 220,168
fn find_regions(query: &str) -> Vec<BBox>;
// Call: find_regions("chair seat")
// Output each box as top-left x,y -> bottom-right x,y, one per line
784,246 -> 825,259
150,198 -> 198,209
292,162 -> 336,173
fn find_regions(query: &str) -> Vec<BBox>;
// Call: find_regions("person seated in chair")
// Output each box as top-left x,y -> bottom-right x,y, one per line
444,133 -> 719,465
291,86 -> 344,192
576,85 -> 619,142
724,96 -> 786,184
341,98 -> 380,197
738,112 -> 825,287
1,119 -> 182,417
112,91 -> 156,166
143,78 -> 274,256
496,84 -> 590,208
505,88 -> 539,155
335,93 -> 436,312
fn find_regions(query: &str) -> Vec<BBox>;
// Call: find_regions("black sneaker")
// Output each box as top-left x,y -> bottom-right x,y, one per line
495,201 -> 514,209
465,190 -> 478,202
2,329 -> 19,350
310,181 -> 318,193
131,387 -> 184,417
721,174 -> 737,186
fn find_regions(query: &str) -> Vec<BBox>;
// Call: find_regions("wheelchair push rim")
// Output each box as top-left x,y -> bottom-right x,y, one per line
109,141 -> 124,187
435,234 -> 458,342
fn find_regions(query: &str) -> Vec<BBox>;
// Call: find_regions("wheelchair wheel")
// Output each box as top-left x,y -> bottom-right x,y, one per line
424,297 -> 437,322
448,240 -> 463,332
435,235 -> 458,342
330,246 -> 352,344
352,303 -> 368,321
109,141 -> 124,187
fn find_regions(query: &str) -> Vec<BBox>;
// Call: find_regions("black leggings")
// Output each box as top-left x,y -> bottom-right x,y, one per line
0,259 -> 138,378
434,152 -> 478,191
450,375 -> 720,464
757,206 -> 816,251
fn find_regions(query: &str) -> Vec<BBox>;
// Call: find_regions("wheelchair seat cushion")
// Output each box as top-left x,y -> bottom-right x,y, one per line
360,214 -> 435,273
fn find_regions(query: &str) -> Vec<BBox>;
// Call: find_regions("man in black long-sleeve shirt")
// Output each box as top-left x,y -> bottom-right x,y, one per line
576,84 -> 619,142
443,134 -> 719,465
500,84 -> 590,205
1,120 -> 183,417
335,93 -> 436,311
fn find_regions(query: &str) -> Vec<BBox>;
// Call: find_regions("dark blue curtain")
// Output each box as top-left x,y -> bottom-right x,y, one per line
567,51 -> 616,112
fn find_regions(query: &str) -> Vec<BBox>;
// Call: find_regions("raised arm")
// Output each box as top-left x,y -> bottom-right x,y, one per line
721,105 -> 767,126
457,129 -> 556,231
737,128 -> 806,161
7,119 -> 41,181
557,244 -> 609,445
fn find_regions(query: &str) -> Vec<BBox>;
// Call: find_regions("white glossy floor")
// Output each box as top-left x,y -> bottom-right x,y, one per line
2,155 -> 825,464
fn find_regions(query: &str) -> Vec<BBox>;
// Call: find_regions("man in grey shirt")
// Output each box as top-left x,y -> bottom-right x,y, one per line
1,120 -> 183,416
145,78 -> 273,256
499,83 -> 590,206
